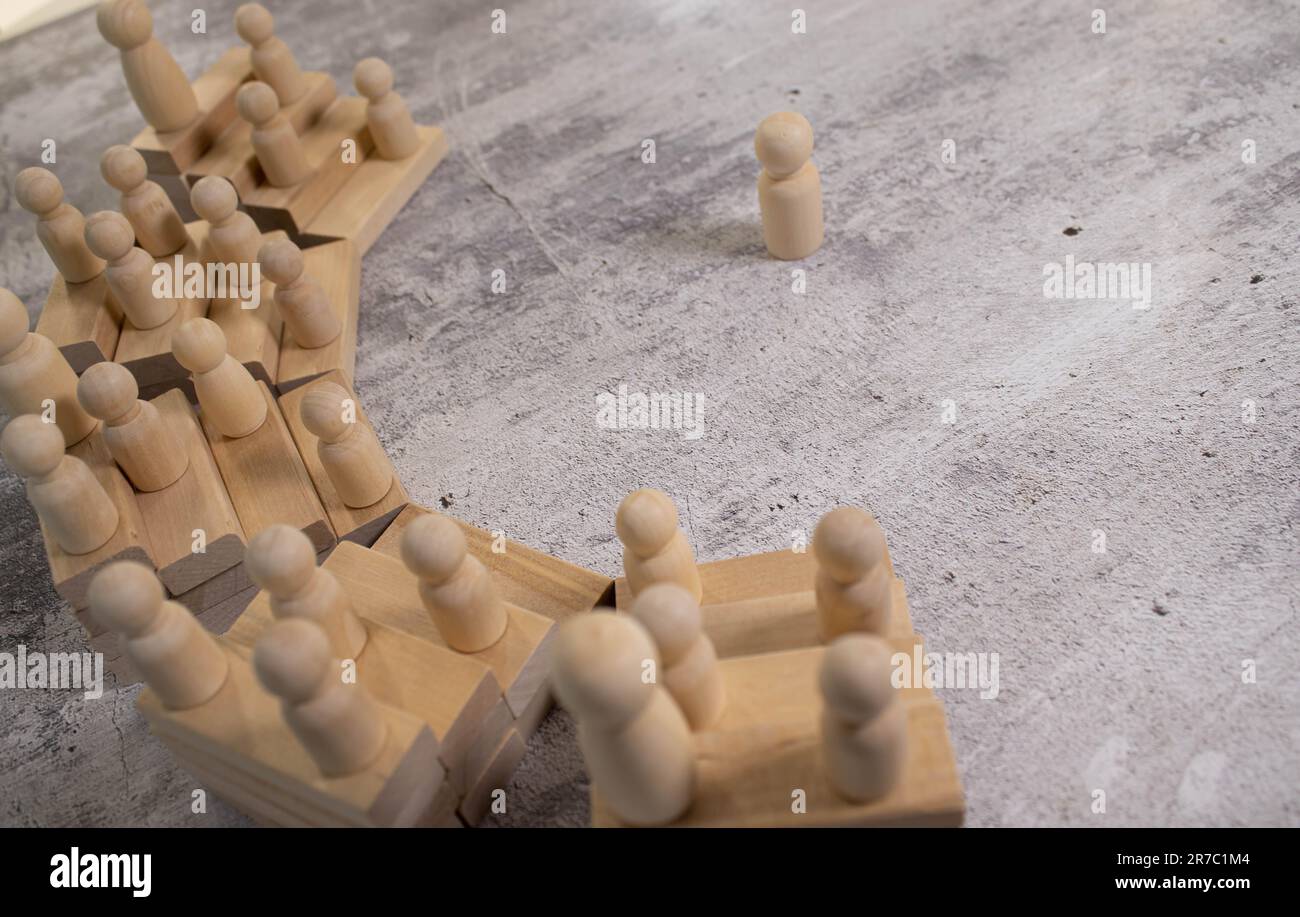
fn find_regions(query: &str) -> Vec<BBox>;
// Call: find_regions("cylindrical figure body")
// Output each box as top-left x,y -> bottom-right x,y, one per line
0,296 -> 98,447
757,163 -> 824,260
29,457 -> 120,555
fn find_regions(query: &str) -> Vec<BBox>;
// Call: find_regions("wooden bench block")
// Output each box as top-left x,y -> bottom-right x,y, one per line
277,373 -> 403,545
273,243 -> 360,393
305,125 -> 449,254
35,273 -> 122,374
459,728 -> 526,826
200,381 -> 334,553
373,504 -> 615,623
514,683 -> 553,742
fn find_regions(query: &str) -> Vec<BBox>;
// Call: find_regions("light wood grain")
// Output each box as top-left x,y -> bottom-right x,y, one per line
459,728 -> 525,826
35,272 -> 122,373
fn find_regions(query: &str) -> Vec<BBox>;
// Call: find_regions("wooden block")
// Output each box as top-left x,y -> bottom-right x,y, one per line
459,729 -> 526,826
35,272 -> 122,373
242,97 -> 371,237
130,47 -> 253,176
373,504 -> 615,623
136,390 -> 246,595
273,243 -> 360,393
172,564 -> 255,617
184,72 -> 338,199
277,373 -> 403,545
305,125 -> 448,255
515,683 -> 553,742
454,698 -> 513,796
200,381 -> 334,552
150,172 -> 200,223
42,430 -> 155,612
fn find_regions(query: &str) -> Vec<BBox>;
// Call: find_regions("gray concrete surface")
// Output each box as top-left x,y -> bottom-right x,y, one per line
1,0 -> 1297,828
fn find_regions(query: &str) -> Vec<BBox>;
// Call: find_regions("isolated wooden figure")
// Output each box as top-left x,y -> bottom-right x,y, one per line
253,617 -> 388,777
551,613 -> 695,826
171,317 -> 268,437
298,381 -> 394,509
812,506 -> 893,640
616,488 -> 702,602
244,524 -> 367,660
190,176 -> 261,264
630,583 -> 725,730
819,634 -> 907,802
0,289 -> 98,448
353,58 -> 419,160
88,561 -> 229,709
97,0 -> 198,133
76,360 -> 189,491
237,81 -> 310,188
755,112 -> 823,260
0,414 -> 119,556
234,3 -> 306,106
100,144 -> 190,256
84,210 -> 178,330
399,512 -> 508,653
14,167 -> 105,284
258,238 -> 341,348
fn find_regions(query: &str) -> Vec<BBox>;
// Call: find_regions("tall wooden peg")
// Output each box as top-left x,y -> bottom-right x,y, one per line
551,613 -> 695,826
14,167 -> 105,284
812,506 -> 893,640
0,414 -> 119,556
100,145 -> 190,256
630,583 -> 725,730
298,381 -> 395,508
97,0 -> 198,133
234,3 -> 306,105
258,238 -> 340,348
76,360 -> 189,491
755,112 -> 823,260
616,488 -> 702,601
88,561 -> 229,709
244,524 -> 367,660
84,210 -> 178,330
399,512 -> 508,653
171,317 -> 268,437
819,634 -> 907,802
237,81 -> 310,188
253,617 -> 388,777
189,176 -> 260,264
353,58 -> 419,160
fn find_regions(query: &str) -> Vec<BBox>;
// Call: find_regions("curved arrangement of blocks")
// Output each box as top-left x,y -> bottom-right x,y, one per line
0,1 -> 965,828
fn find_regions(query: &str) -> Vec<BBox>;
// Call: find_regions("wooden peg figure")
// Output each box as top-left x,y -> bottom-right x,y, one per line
84,210 -> 178,330
298,382 -> 395,509
0,414 -> 119,556
14,167 -> 105,284
819,634 -> 907,802
551,613 -> 695,826
244,524 -> 367,660
253,617 -> 388,777
0,288 -> 98,448
755,111 -> 823,260
234,3 -> 306,106
88,561 -> 229,709
100,145 -> 190,256
630,583 -> 725,730
615,488 -> 702,602
76,360 -> 189,492
189,176 -> 261,265
171,317 -> 268,438
353,58 -> 419,160
257,238 -> 341,348
237,81 -> 310,188
399,513 -> 508,653
97,0 -> 198,133
812,507 -> 893,640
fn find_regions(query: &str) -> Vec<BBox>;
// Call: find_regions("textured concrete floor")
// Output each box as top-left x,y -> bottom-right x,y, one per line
1,0 -> 1297,828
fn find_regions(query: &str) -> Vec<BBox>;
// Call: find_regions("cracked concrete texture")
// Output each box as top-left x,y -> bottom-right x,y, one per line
1,0 -> 1298,827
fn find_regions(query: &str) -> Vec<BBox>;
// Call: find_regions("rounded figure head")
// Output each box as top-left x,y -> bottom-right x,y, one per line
83,211 -> 136,262
551,613 -> 659,730
233,3 -> 274,44
100,145 -> 148,193
298,382 -> 354,443
820,634 -> 896,722
88,561 -> 165,637
353,58 -> 394,101
0,288 -> 30,357
0,415 -> 65,479
189,176 -> 239,223
253,618 -> 331,704
630,583 -> 701,666
813,506 -> 886,584
97,0 -> 153,50
244,525 -> 317,598
236,81 -> 280,126
257,237 -> 303,285
77,360 -> 140,422
14,167 -> 64,216
171,317 -> 229,374
400,513 -> 466,586
615,488 -> 679,556
755,111 -> 814,179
